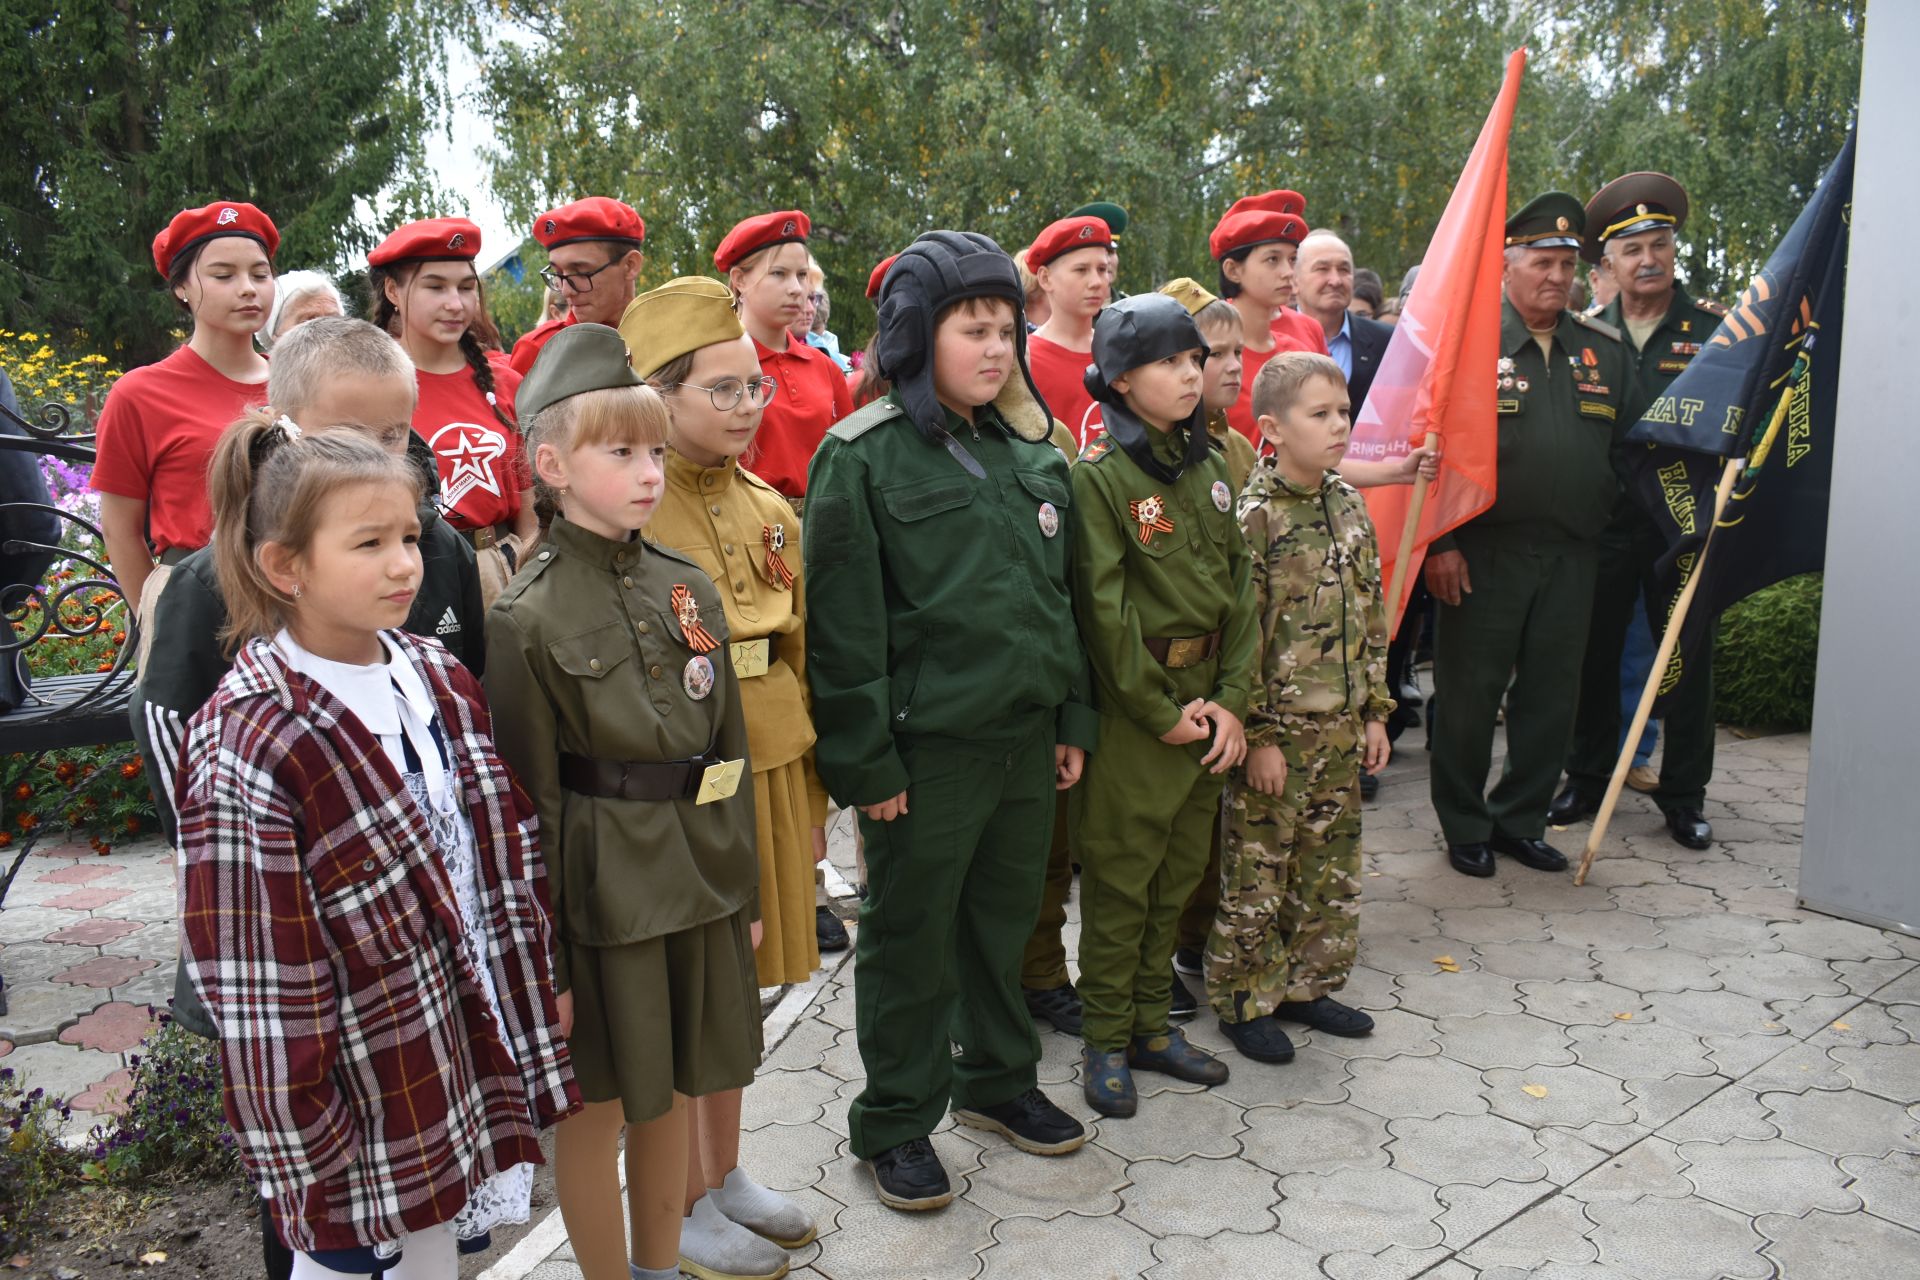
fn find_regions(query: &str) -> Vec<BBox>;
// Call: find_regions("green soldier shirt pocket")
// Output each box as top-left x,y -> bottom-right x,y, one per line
880,476 -> 976,522
654,600 -> 732,654
549,620 -> 637,680
1013,468 -> 1070,510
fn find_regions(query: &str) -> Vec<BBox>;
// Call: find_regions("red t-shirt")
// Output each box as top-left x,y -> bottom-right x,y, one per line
412,365 -> 528,532
90,346 -> 269,552
508,314 -> 574,375
1224,314 -> 1334,443
748,333 -> 852,498
1026,334 -> 1105,451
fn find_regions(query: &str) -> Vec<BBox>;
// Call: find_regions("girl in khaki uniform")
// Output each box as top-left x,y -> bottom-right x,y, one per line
484,324 -> 763,1280
623,277 -> 824,1278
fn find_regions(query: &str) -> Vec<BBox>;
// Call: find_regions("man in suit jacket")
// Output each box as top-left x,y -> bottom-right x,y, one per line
1296,229 -> 1394,415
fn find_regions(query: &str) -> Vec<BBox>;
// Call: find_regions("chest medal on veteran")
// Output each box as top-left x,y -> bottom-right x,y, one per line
672,583 -> 720,653
682,653 -> 715,700
1037,500 -> 1060,538
761,523 -> 795,590
1129,494 -> 1176,546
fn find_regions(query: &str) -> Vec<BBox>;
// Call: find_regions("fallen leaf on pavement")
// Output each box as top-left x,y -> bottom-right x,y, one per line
1521,1084 -> 1549,1098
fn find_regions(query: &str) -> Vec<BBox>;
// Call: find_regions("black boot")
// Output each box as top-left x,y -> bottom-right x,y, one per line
953,1088 -> 1088,1155
1546,782 -> 1601,826
869,1138 -> 953,1211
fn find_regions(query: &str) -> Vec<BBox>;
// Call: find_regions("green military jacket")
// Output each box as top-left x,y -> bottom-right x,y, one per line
1238,458 -> 1395,743
1596,282 -> 1727,534
803,392 -> 1099,807
485,517 -> 756,989
1439,298 -> 1635,551
1070,422 -> 1259,736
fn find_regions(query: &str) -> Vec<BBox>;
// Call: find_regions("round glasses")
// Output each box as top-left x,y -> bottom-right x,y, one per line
538,259 -> 621,293
676,377 -> 778,412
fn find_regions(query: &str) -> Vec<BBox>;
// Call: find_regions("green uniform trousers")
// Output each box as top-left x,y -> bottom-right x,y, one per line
1175,809 -> 1226,953
848,722 -> 1054,1159
1564,509 -> 1716,811
1073,711 -> 1227,1051
1207,712 -> 1363,1021
1020,794 -> 1076,991
1430,534 -> 1598,844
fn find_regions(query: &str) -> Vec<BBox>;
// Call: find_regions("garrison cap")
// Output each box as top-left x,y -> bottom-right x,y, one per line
713,210 -> 810,274
1027,215 -> 1114,270
865,253 -> 900,301
517,322 -> 645,424
1157,276 -> 1219,316
533,197 -> 646,250
1582,172 -> 1689,264
618,277 -> 744,380
152,201 -> 279,278
1209,189 -> 1310,260
1067,201 -> 1131,241
368,217 -> 483,267
1504,193 -> 1586,251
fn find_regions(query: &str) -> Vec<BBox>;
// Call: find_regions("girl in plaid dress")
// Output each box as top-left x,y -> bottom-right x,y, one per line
176,421 -> 577,1279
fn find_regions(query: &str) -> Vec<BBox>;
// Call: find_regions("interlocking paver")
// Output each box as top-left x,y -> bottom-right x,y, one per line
0,940 -> 90,987
1735,1039 -> 1849,1094
1566,1019 -> 1715,1081
1711,949 -> 1848,1001
1435,1011 -> 1575,1070
1768,992 -> 1864,1039
964,1135 -> 1127,1222
1839,1150 -> 1920,1231
1763,1085 -> 1920,1158
818,1125 -> 985,1211
1339,963 -> 1401,1011
1558,1135 -> 1691,1202
1654,912 -> 1780,957
1087,1085 -> 1245,1162
1146,1228 -> 1326,1280
1621,1073 -> 1726,1131
1830,956 -> 1917,999
49,954 -> 154,989
1363,900 -> 1439,939
1118,1154 -> 1279,1237
43,916 -> 143,947
1,1039 -> 121,1105
737,1115 -> 843,1191
1825,1039 -> 1920,1103
1584,1195 -> 1771,1279
816,1198 -> 993,1280
1386,1111 -> 1548,1187
1457,1196 -> 1598,1270
1609,884 -> 1720,918
1474,939 -> 1597,982
1394,969 -> 1523,1019
1587,945 -> 1719,994
1321,1242 -> 1453,1280
1209,1041 -> 1351,1108
1638,987 -> 1787,1040
1756,1207 -> 1920,1280
1436,906 -> 1548,944
1652,1083 -> 1778,1143
1433,1177 -> 1546,1248
1309,1007 -> 1442,1062
0,978 -> 102,1044
1345,1054 -> 1490,1120
741,1066 -> 845,1130
1240,1101 -> 1392,1176
1516,979 -> 1648,1028
1545,911 -> 1663,951
1272,1166 -> 1444,1254
1679,1135 -> 1859,1216
59,1000 -> 158,1054
1771,917 -> 1903,962
978,1212 -> 1157,1279
1361,933 -> 1479,976
1484,1063 -> 1635,1130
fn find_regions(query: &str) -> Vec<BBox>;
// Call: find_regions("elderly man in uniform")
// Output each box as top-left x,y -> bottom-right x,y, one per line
1546,173 -> 1724,850
1426,194 -> 1635,877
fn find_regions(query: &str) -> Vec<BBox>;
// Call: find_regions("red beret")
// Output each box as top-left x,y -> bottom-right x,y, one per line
1027,216 -> 1114,270
1209,190 -> 1309,260
866,254 -> 899,302
532,197 -> 646,250
152,201 -> 279,278
367,217 -> 483,268
713,210 -> 811,274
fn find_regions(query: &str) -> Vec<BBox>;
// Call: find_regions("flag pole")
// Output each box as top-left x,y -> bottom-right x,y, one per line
1383,433 -> 1431,632
1574,454 -> 1744,885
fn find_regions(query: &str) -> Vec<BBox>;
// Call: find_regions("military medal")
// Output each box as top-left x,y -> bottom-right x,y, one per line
762,523 -> 795,590
682,654 -> 715,700
672,583 -> 720,653
1211,480 -> 1232,512
1129,495 -> 1175,546
1515,378 -> 1530,392
1037,501 -> 1060,538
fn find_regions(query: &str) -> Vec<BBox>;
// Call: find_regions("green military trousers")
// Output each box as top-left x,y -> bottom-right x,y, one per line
1207,711 -> 1364,1021
1564,509 -> 1716,812
1020,793 -> 1076,991
847,721 -> 1055,1159
1073,711 -> 1226,1052
1430,534 -> 1599,845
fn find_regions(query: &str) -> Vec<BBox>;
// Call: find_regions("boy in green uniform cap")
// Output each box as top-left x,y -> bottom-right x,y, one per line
1070,292 -> 1258,1118
1209,351 -> 1394,1064
805,231 -> 1097,1212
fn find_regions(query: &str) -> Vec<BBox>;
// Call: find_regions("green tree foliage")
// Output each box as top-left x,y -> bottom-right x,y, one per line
1714,573 -> 1823,731
0,0 -> 465,366
473,0 -> 1860,348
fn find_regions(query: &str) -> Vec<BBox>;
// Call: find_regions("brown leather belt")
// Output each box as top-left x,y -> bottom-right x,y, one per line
559,752 -> 720,801
1143,631 -> 1222,669
466,526 -> 498,552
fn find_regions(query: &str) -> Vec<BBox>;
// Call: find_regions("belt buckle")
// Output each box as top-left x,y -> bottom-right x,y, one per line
1165,636 -> 1205,668
472,526 -> 497,552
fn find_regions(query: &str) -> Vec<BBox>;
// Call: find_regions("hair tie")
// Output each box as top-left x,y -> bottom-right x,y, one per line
248,414 -> 304,469
485,391 -> 497,407
275,414 -> 303,440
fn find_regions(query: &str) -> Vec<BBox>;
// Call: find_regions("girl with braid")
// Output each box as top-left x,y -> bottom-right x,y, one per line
369,218 -> 538,605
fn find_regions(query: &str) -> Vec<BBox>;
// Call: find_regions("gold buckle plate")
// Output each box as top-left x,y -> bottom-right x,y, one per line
730,638 -> 771,678
471,526 -> 497,552
1164,636 -> 1208,668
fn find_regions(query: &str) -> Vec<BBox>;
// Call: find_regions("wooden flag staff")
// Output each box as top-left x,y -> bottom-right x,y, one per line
1382,432 -> 1432,630
1574,453 -> 1745,885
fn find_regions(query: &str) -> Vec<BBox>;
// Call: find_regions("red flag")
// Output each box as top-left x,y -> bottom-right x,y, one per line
1346,49 -> 1527,635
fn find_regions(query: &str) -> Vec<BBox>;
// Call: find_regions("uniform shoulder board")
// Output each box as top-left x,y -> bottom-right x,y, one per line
826,398 -> 903,443
1695,298 -> 1728,317
645,539 -> 707,575
1570,312 -> 1623,342
1078,437 -> 1115,463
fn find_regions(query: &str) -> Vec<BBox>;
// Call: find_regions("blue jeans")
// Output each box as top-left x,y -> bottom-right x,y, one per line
1617,597 -> 1660,767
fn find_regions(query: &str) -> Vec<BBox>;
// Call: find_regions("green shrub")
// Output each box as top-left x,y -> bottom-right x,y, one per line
83,1014 -> 239,1187
1714,573 -> 1823,731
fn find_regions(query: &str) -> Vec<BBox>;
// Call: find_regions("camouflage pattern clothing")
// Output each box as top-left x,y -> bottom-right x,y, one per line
1207,459 -> 1394,1020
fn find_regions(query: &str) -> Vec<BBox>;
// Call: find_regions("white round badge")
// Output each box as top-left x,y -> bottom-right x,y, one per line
1038,501 -> 1060,538
683,655 -> 715,701
1212,480 -> 1232,512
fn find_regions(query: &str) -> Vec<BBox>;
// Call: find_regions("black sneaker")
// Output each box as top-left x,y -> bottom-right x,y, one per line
869,1138 -> 953,1211
1169,971 -> 1198,1019
1275,996 -> 1374,1037
1219,1015 -> 1296,1064
1172,946 -> 1204,977
1023,982 -> 1084,1034
953,1088 -> 1088,1155
816,905 -> 850,952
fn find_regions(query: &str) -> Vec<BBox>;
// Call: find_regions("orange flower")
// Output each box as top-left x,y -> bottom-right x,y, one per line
16,812 -> 39,831
111,632 -> 126,646
10,782 -> 30,802
53,761 -> 76,783
96,661 -> 113,672
0,832 -> 12,848
118,761 -> 142,780
123,817 -> 140,835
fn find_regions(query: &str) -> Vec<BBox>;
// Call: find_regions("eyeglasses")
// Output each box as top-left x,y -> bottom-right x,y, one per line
675,377 -> 778,412
539,259 -> 622,293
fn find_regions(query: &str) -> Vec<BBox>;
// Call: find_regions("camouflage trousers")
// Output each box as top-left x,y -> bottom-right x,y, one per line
1206,710 -> 1364,1022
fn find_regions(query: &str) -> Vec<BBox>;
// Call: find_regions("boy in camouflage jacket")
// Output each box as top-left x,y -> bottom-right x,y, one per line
1208,352 -> 1395,1065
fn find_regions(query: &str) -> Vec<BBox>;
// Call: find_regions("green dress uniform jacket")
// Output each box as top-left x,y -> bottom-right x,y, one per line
1563,283 -> 1727,811
484,517 -> 757,992
1428,298 -> 1635,845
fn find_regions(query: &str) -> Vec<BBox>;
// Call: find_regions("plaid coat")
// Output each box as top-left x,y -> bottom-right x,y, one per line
176,632 -> 580,1253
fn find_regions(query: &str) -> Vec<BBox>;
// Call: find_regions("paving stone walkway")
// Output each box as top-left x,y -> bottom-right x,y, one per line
501,728 -> 1920,1280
